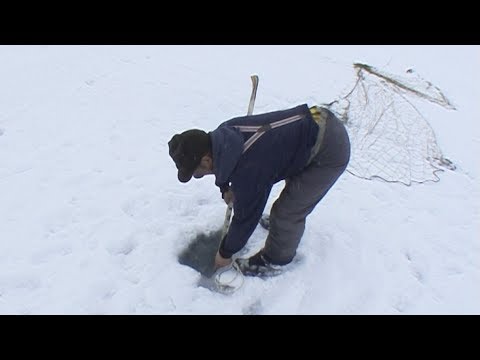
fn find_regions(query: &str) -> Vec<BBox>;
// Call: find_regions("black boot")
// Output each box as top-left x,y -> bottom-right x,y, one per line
235,250 -> 283,277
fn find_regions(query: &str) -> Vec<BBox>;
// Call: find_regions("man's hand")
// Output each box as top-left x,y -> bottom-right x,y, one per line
223,189 -> 235,205
214,251 -> 232,270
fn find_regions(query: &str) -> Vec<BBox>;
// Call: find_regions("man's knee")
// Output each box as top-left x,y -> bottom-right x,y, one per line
271,199 -> 303,224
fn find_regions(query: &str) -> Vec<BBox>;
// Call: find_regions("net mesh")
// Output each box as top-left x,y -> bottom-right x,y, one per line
326,63 -> 456,186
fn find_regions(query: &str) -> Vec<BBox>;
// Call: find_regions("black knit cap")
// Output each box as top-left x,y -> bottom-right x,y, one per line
168,129 -> 211,183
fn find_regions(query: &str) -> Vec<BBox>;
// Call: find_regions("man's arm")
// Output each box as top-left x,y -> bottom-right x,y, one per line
218,183 -> 272,258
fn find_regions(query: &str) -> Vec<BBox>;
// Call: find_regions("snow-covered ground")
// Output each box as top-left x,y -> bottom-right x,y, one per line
0,45 -> 478,314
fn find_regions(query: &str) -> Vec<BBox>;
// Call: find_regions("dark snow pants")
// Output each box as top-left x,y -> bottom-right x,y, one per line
263,108 -> 351,265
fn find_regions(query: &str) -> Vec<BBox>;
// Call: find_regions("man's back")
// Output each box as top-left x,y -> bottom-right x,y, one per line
210,103 -> 319,190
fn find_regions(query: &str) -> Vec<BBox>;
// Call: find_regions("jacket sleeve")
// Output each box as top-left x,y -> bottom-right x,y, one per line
218,182 -> 272,258
218,183 -> 230,199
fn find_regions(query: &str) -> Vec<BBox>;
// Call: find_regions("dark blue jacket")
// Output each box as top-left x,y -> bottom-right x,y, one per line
210,104 -> 319,258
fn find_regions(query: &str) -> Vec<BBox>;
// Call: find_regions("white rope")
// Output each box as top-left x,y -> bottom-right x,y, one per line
214,261 -> 245,294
